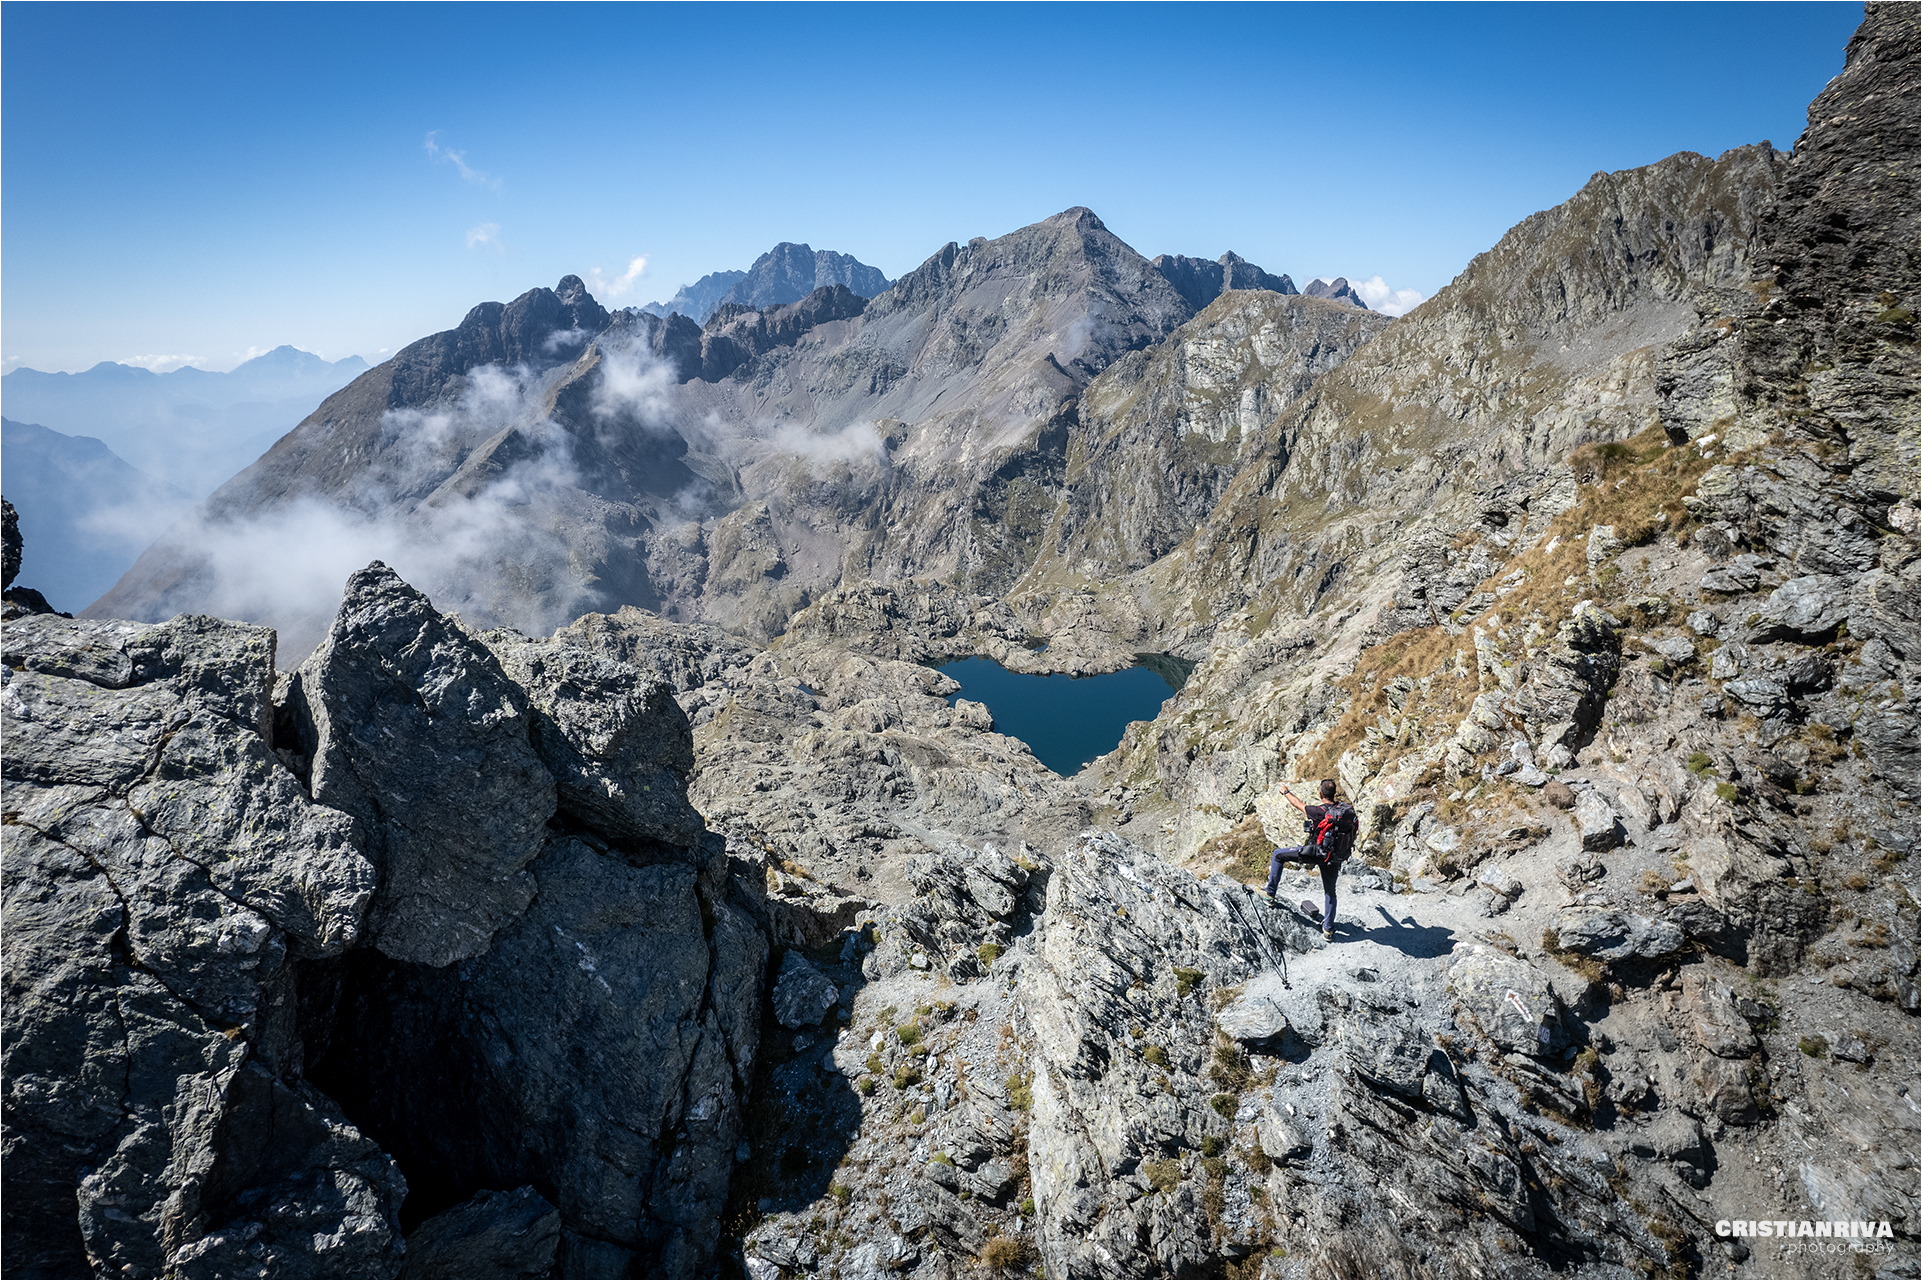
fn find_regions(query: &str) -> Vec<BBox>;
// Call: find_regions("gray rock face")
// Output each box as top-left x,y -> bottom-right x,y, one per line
1553,906 -> 1686,963
5,563 -> 767,1279
1150,250 -> 1298,312
1744,573 -> 1850,642
1301,276 -> 1372,309
714,242 -> 891,312
2,613 -> 399,1279
771,950 -> 840,1028
483,628 -> 704,851
293,563 -> 554,967
400,1186 -> 560,1279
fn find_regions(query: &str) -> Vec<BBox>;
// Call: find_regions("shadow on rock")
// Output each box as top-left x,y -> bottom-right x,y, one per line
1360,904 -> 1460,957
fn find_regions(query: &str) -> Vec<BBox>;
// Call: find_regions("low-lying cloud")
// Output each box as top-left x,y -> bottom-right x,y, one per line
122,353 -> 209,373
150,359 -> 604,661
1351,275 -> 1426,317
763,421 -> 888,474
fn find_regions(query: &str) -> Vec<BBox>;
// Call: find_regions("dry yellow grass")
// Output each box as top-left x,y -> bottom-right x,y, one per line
1297,425 -> 1724,783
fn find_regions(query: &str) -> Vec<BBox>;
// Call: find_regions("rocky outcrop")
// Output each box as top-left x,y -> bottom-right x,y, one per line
1150,250 -> 1299,312
4,564 -> 769,1278
3,494 -> 19,588
1301,276 -> 1370,309
3,611 -> 394,1278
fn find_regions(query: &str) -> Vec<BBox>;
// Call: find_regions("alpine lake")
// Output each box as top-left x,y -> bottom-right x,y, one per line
935,652 -> 1195,776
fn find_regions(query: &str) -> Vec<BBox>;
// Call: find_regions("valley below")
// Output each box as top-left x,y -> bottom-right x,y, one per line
3,6 -> 1918,1279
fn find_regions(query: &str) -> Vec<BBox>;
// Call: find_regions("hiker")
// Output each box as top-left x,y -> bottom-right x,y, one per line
1263,778 -> 1358,941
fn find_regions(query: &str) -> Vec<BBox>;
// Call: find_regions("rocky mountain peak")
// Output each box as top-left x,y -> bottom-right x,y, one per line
553,272 -> 588,304
1151,249 -> 1300,312
1301,275 -> 1370,309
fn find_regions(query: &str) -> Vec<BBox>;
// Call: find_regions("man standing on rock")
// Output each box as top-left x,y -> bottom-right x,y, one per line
1263,778 -> 1358,942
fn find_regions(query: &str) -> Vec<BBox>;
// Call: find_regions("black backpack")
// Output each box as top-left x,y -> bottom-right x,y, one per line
1308,802 -> 1358,865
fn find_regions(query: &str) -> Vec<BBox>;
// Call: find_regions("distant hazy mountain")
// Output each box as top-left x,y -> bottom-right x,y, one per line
638,244 -> 889,322
1302,276 -> 1372,309
0,345 -> 368,497
1,417 -> 193,613
636,269 -> 747,323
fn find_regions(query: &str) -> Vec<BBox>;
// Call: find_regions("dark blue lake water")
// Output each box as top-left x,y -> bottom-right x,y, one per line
937,655 -> 1189,777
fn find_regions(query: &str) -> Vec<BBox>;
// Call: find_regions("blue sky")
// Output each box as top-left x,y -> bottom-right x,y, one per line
1,1 -> 1864,374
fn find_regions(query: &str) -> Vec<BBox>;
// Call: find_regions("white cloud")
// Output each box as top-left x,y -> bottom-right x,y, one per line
154,359 -> 604,660
123,353 -> 209,372
587,256 -> 649,300
466,222 -> 504,250
1351,275 -> 1426,318
591,332 -> 675,425
424,131 -> 502,190
764,421 -> 889,475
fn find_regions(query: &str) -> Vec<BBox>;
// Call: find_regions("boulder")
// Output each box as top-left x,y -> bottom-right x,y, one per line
1447,947 -> 1572,1058
1215,993 -> 1288,1045
772,950 -> 841,1028
1682,974 -> 1756,1058
1744,574 -> 1849,643
1256,1107 -> 1312,1163
1722,676 -> 1790,716
1552,906 -> 1685,963
1573,789 -> 1619,851
1586,524 -> 1623,567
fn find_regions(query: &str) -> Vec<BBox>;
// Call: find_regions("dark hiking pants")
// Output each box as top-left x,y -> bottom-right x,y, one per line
1266,847 -> 1340,932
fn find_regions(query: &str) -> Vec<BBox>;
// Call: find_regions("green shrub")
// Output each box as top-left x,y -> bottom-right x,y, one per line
1799,1034 -> 1829,1058
1007,1071 -> 1033,1111
1210,1093 -> 1238,1119
831,1183 -> 852,1206
1686,751 -> 1715,775
1142,1044 -> 1168,1067
893,1066 -> 922,1090
857,1076 -> 877,1096
1715,782 -> 1739,802
896,1024 -> 922,1046
1173,967 -> 1204,997
1200,1135 -> 1223,1157
978,942 -> 1005,967
930,1150 -> 954,1166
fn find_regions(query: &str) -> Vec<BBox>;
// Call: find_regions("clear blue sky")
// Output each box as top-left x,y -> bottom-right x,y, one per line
2,1 -> 1864,373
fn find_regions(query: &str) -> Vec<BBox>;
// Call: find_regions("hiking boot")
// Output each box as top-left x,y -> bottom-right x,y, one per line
1322,929 -> 1335,942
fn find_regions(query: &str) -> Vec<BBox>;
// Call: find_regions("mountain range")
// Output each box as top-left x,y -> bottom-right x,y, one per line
0,345 -> 369,497
91,226 -> 1348,655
